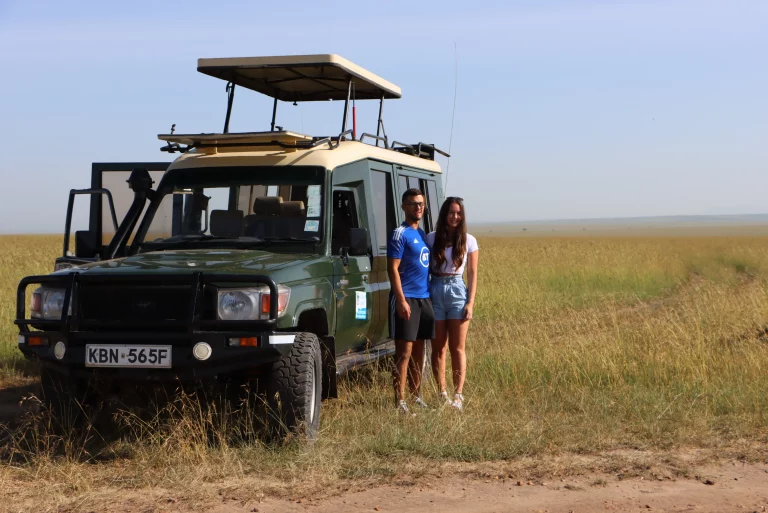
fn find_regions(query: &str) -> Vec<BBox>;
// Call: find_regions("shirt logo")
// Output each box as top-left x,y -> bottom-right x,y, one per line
419,247 -> 430,268
413,238 -> 419,244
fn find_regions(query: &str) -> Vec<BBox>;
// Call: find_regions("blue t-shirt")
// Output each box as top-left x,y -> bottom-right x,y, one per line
387,222 -> 430,299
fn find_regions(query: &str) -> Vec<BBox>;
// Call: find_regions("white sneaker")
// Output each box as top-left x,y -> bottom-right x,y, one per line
451,393 -> 464,411
414,396 -> 429,409
397,400 -> 415,416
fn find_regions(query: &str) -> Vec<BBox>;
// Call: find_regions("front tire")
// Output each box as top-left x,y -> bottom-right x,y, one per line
266,333 -> 322,440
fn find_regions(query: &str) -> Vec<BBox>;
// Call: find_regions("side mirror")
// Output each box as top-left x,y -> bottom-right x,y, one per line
348,227 -> 370,256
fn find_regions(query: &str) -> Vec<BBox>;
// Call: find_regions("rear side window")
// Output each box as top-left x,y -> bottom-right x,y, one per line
371,170 -> 396,249
425,179 -> 439,230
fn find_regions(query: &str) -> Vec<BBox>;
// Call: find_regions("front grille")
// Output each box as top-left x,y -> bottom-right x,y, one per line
78,283 -> 193,326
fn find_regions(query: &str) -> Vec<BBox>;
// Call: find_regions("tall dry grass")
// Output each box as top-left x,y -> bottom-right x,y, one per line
0,236 -> 60,375
1,233 -> 768,510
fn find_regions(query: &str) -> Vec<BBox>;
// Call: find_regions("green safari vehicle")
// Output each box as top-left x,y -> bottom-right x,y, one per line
15,54 -> 447,438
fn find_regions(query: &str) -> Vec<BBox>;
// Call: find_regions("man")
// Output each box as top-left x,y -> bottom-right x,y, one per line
387,188 -> 435,415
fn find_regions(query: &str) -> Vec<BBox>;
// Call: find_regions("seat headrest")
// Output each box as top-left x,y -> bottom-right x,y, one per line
281,201 -> 306,217
253,196 -> 283,215
210,210 -> 244,238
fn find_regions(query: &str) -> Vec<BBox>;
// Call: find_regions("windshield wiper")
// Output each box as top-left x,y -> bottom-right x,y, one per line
142,234 -> 263,249
260,236 -> 320,243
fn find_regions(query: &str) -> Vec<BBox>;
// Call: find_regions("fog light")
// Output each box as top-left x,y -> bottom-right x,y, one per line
192,342 -> 212,361
54,341 -> 66,360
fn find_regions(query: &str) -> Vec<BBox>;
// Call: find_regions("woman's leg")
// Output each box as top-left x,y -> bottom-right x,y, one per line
447,318 -> 470,394
431,320 -> 448,393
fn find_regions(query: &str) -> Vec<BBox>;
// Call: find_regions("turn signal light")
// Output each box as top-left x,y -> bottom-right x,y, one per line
261,295 -> 271,315
227,337 -> 259,347
28,336 -> 45,346
260,292 -> 290,317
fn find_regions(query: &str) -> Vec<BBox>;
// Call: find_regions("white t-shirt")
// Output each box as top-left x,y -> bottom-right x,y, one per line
425,232 -> 479,275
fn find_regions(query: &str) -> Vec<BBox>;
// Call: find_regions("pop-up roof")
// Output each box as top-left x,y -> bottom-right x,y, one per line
197,54 -> 402,102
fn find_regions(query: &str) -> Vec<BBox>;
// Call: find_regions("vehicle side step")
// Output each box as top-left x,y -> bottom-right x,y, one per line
335,340 -> 395,375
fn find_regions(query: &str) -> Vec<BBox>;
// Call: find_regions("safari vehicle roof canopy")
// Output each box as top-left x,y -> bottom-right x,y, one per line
197,54 -> 402,101
159,54 -> 448,163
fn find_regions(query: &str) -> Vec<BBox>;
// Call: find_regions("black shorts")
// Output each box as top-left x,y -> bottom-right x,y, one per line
389,295 -> 435,341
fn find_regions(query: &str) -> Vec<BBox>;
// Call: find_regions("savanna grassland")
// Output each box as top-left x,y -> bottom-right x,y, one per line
1,233 -> 768,512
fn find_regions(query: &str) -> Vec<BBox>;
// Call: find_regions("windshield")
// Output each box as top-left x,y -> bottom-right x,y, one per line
132,166 -> 325,252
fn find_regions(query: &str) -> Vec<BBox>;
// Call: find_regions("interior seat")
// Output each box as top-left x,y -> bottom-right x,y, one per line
210,210 -> 244,238
280,200 -> 307,238
244,196 -> 283,238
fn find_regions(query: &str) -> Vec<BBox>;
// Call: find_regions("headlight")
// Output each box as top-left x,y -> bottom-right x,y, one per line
217,285 -> 290,320
31,287 -> 69,320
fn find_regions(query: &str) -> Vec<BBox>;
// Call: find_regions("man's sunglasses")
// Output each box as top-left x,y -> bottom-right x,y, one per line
404,201 -> 427,209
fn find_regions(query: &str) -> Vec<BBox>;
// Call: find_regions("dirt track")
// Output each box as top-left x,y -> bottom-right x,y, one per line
21,459 -> 760,513
217,463 -> 768,513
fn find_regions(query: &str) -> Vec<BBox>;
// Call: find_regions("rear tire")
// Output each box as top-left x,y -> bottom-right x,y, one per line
266,333 -> 322,440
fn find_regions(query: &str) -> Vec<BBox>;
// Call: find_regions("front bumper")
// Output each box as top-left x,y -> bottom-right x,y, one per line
16,272 -> 294,382
17,330 -> 296,381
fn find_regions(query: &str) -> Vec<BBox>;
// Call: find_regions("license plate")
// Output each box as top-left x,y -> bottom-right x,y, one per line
85,345 -> 172,368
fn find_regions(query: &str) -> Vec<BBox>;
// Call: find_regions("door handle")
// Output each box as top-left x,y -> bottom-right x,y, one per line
362,275 -> 368,282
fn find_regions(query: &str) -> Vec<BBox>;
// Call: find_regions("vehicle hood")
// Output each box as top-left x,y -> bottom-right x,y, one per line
66,250 -> 331,283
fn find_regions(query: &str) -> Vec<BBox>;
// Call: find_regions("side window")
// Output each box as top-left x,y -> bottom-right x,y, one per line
398,175 -> 408,203
424,179 -> 439,232
331,189 -> 359,255
371,170 -> 396,250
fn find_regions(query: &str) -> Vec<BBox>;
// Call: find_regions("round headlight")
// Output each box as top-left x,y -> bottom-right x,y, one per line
42,289 -> 66,320
218,290 -> 259,320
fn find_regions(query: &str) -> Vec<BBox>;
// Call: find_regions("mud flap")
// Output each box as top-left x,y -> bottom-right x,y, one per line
321,335 -> 337,399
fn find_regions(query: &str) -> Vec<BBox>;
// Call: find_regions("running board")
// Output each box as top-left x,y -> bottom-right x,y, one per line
335,340 -> 395,375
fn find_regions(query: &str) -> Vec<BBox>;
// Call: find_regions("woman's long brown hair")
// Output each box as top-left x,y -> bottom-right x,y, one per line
431,197 -> 467,272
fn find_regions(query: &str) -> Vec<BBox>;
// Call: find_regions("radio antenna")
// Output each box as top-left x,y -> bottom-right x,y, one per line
443,42 -> 458,194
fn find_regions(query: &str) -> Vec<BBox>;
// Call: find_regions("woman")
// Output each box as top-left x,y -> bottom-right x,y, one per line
426,197 -> 479,411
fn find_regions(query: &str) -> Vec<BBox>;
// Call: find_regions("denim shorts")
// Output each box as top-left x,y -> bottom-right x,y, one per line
430,275 -> 467,321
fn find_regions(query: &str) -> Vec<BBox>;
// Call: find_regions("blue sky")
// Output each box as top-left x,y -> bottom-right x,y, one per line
0,0 -> 766,233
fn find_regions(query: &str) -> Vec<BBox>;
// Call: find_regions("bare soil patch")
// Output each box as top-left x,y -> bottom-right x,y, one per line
4,454 -> 767,512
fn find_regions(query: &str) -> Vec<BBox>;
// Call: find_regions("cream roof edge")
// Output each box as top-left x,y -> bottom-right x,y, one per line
165,140 -> 442,174
197,54 -> 402,100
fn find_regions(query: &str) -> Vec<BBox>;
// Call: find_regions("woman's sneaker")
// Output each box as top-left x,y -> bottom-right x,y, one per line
451,393 -> 464,411
414,396 -> 430,409
397,399 -> 415,416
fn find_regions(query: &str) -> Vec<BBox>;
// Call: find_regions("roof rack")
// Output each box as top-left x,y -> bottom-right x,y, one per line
197,54 -> 401,101
391,142 -> 450,159
159,54 -> 450,162
159,130 -> 354,154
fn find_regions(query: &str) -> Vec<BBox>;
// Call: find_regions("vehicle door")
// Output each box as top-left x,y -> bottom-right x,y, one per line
366,161 -> 398,343
57,162 -> 170,270
331,163 -> 375,354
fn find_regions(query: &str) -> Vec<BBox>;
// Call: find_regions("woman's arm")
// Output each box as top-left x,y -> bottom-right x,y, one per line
463,249 -> 479,321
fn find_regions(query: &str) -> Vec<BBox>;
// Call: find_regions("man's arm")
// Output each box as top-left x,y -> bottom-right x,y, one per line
387,257 -> 411,320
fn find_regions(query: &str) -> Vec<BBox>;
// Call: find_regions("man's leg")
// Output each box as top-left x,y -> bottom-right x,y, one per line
408,340 -> 425,398
393,339 -> 413,403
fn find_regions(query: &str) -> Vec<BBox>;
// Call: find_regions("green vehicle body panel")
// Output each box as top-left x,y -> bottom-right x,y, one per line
25,155 -> 444,368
